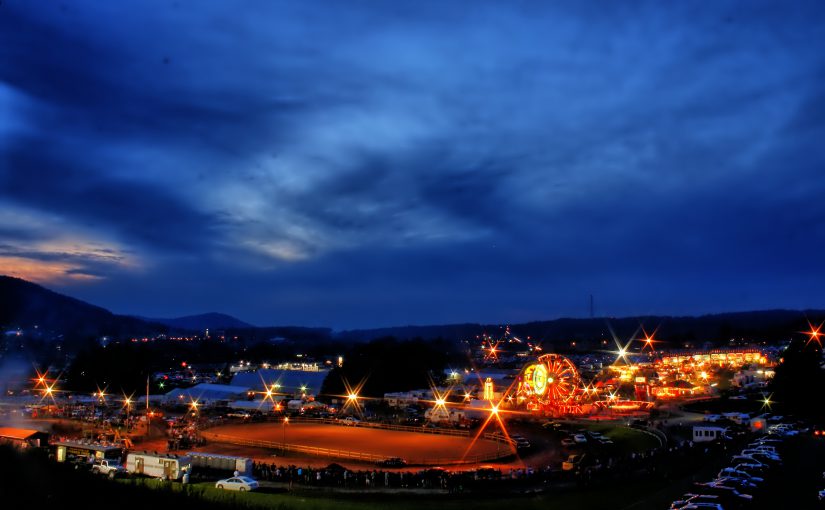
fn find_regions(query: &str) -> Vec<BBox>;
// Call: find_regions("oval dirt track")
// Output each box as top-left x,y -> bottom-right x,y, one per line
206,421 -> 506,465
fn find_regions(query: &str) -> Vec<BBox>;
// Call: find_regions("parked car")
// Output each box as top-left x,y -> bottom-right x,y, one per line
90,459 -> 127,478
740,449 -> 779,460
215,476 -> 259,491
573,434 -> 587,444
713,476 -> 758,491
718,468 -> 764,483
510,434 -> 531,449
732,462 -> 768,474
670,494 -> 724,509
731,455 -> 769,467
340,416 -> 361,426
695,480 -> 753,498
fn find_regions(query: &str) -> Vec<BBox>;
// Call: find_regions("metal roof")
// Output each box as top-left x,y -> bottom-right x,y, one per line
0,427 -> 46,440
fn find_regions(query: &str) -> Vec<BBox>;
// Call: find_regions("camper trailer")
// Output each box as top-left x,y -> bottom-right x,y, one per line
126,451 -> 192,480
424,407 -> 467,425
187,452 -> 253,476
52,441 -> 123,465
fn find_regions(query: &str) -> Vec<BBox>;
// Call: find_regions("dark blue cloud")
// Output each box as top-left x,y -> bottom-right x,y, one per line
0,0 -> 824,328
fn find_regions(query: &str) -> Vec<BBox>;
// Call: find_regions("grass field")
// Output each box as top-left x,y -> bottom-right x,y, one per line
577,423 -> 662,455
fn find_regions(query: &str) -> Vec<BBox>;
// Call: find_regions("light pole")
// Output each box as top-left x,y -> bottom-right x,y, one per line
124,397 -> 132,430
282,416 -> 289,455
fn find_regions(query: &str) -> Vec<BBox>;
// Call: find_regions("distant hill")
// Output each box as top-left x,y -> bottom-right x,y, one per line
4,275 -> 824,350
336,309 -> 825,347
144,312 -> 254,331
0,275 -> 165,342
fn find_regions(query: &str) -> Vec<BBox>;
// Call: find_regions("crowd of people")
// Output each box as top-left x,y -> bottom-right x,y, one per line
246,440 -> 706,493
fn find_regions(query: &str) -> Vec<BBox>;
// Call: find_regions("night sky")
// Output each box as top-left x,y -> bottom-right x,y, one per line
1,1 -> 824,329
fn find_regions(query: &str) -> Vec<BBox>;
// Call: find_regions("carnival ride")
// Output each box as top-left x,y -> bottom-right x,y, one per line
516,353 -> 653,417
517,354 -> 588,416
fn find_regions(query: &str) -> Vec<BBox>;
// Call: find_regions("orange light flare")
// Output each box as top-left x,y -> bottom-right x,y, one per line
36,370 -> 64,404
121,392 -> 135,410
424,380 -> 456,424
483,339 -> 502,362
340,377 -> 369,416
38,381 -> 60,404
32,368 -> 50,389
255,380 -> 282,411
639,326 -> 660,352
804,321 -> 824,348
94,385 -> 108,404
461,378 -> 524,463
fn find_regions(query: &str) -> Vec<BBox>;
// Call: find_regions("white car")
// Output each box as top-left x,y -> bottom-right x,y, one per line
215,476 -> 259,491
341,416 -> 361,426
573,434 -> 587,443
718,468 -> 764,483
670,494 -> 723,509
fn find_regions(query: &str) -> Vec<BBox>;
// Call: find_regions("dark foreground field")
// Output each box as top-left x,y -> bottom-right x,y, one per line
2,436 -> 823,509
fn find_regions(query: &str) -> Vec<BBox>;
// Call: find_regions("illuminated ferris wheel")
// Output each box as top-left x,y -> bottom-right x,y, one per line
519,354 -> 584,414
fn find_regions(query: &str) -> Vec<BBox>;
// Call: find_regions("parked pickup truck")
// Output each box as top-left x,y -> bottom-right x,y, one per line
91,459 -> 127,478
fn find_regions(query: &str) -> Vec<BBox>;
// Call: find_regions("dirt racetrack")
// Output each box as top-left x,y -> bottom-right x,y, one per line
205,421 -> 508,465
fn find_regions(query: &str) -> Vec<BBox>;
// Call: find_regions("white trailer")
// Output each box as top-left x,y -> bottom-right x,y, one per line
126,451 -> 192,480
187,452 -> 253,475
424,407 -> 466,424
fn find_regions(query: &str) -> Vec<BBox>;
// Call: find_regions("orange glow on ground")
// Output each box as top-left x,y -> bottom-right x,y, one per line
204,422 -> 502,465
